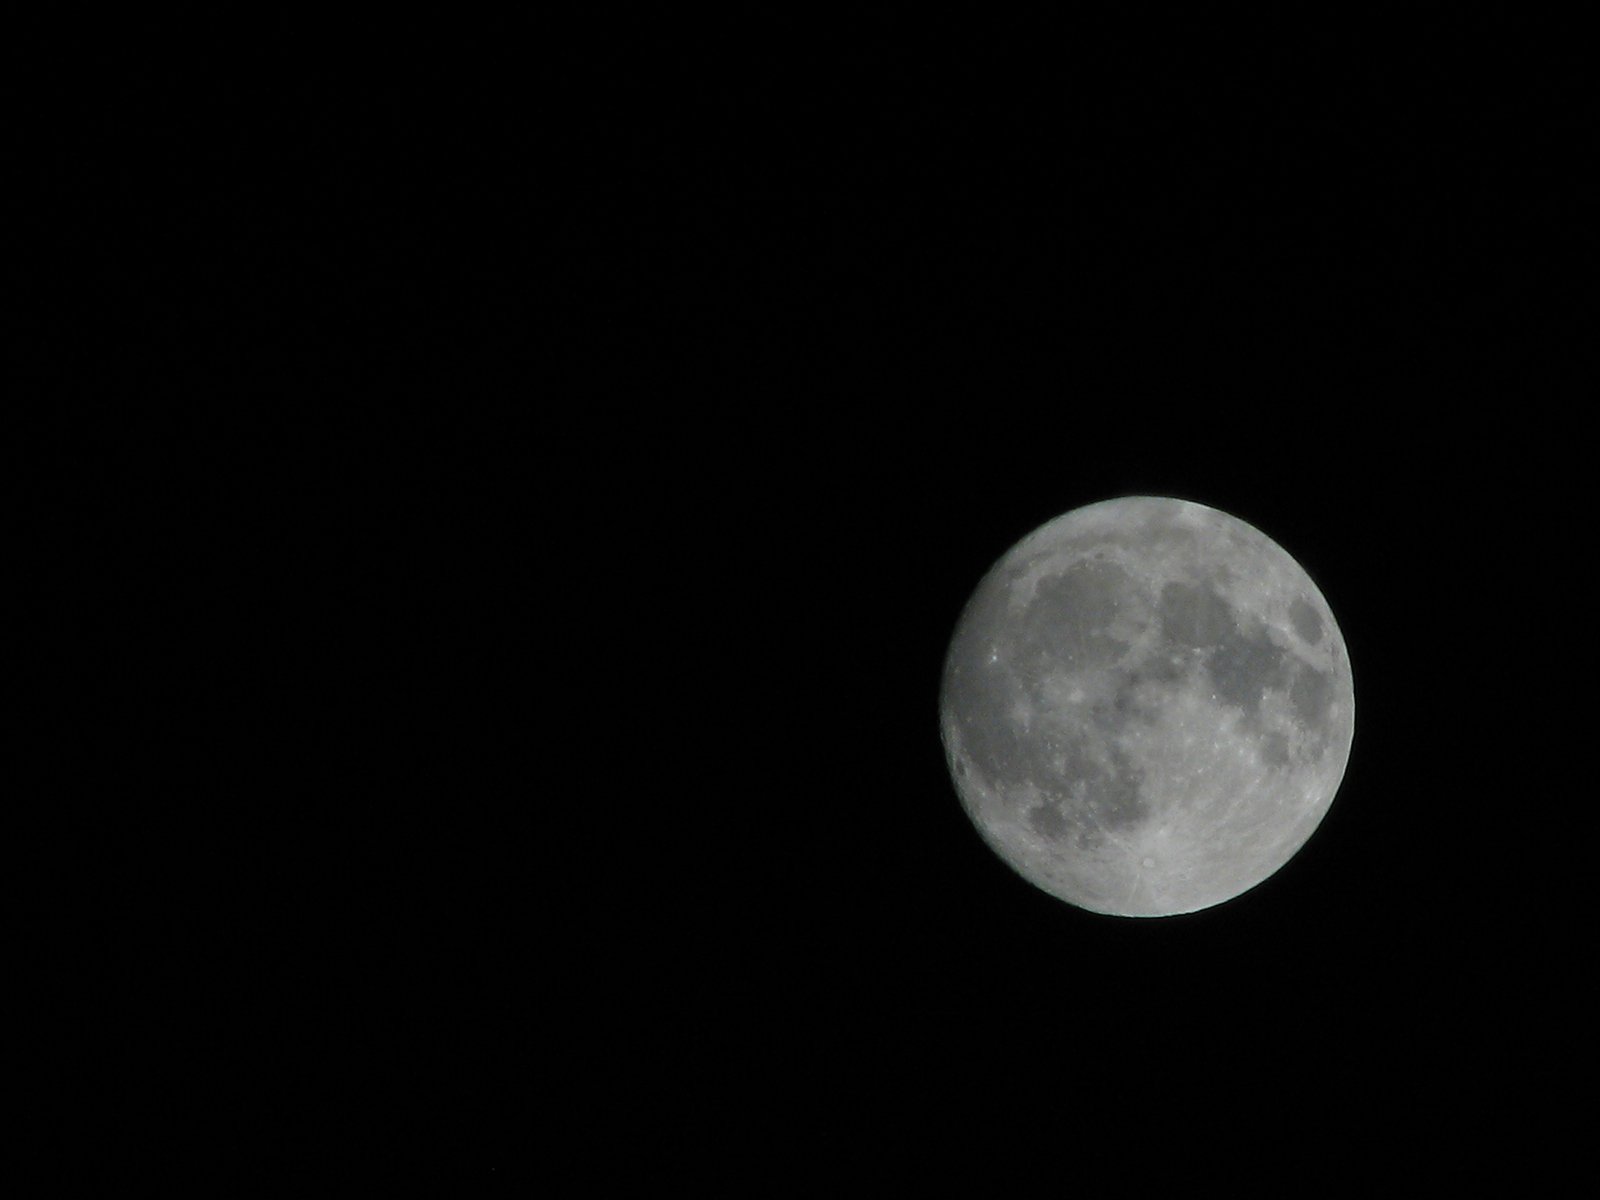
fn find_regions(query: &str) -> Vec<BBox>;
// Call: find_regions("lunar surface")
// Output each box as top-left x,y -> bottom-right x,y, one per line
940,497 -> 1354,917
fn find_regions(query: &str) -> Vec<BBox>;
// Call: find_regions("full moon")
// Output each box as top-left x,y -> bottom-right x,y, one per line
940,497 -> 1354,917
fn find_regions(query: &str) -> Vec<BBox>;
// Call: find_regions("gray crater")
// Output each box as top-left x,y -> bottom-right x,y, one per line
1158,581 -> 1235,647
1028,803 -> 1068,839
1018,560 -> 1131,672
1289,597 -> 1324,644
1208,622 -> 1293,715
1290,664 -> 1335,727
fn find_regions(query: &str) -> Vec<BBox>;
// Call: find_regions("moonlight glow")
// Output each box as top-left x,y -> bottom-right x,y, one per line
940,497 -> 1354,917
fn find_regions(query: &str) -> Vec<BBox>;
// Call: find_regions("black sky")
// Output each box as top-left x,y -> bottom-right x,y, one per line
539,35 -> 1591,1181
30,23 -> 1594,1181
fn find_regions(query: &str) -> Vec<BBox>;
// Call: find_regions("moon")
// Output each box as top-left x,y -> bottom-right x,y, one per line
940,497 -> 1354,917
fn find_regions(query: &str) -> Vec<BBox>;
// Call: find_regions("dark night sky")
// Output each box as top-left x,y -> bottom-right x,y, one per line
558,35 -> 1590,1181
28,22 -> 1593,1180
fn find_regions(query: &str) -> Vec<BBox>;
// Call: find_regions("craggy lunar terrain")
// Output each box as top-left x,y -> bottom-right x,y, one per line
940,497 -> 1354,917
